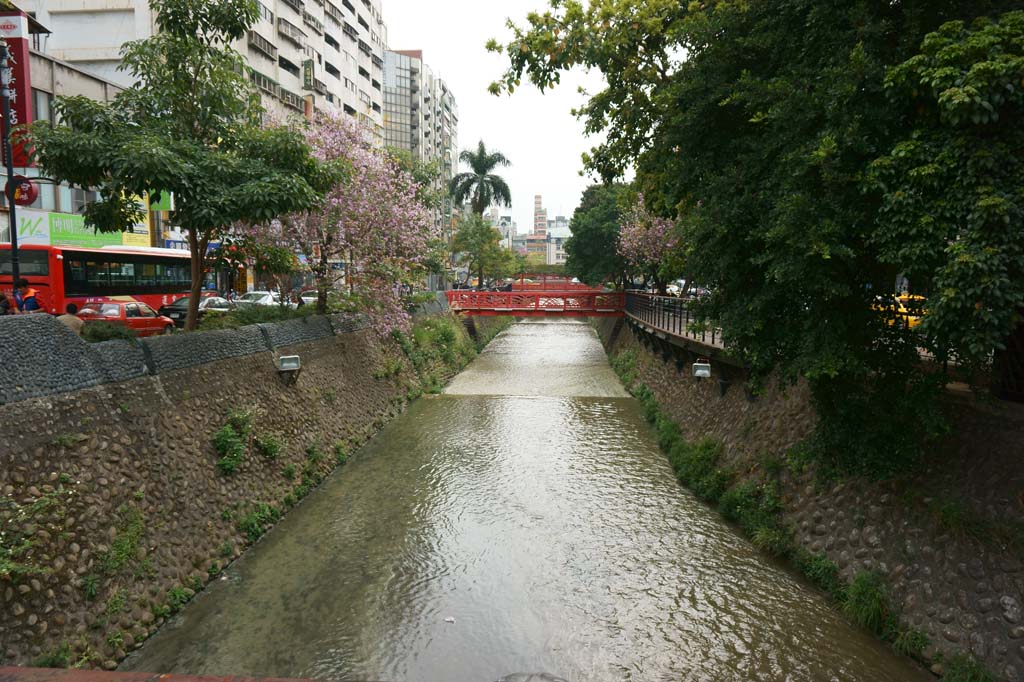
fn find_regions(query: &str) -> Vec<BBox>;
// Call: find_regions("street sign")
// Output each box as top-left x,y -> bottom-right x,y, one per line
5,173 -> 34,205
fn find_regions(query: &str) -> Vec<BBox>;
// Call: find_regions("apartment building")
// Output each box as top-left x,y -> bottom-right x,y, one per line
383,49 -> 458,217
22,0 -> 388,133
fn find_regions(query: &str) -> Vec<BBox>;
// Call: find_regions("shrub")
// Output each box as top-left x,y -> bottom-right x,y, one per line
333,442 -> 349,465
81,574 -> 99,601
891,627 -> 928,659
940,653 -> 997,682
792,548 -> 845,601
34,642 -> 71,668
237,503 -> 281,543
306,443 -> 324,464
213,425 -> 246,475
611,349 -> 638,387
254,434 -> 283,460
227,409 -> 253,438
197,304 -> 313,331
167,586 -> 190,612
82,322 -> 136,343
843,572 -> 891,635
99,506 -> 144,575
105,589 -> 126,616
282,463 -> 296,480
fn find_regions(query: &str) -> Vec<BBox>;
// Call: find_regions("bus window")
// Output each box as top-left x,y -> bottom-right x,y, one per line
86,260 -> 108,287
0,249 -> 49,276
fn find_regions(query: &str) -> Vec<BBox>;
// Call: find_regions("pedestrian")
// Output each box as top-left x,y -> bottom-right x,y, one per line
0,293 -> 11,315
13,278 -> 41,313
55,302 -> 84,335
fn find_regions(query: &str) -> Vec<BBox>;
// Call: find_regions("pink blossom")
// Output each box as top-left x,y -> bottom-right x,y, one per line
617,194 -> 678,270
248,114 -> 437,334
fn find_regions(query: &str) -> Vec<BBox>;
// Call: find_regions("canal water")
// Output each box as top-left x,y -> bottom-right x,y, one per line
124,319 -> 927,681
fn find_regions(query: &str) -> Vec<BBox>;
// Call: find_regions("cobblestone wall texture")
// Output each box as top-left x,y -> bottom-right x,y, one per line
0,316 -> 107,404
595,318 -> 1024,681
261,315 -> 335,349
0,312 -> 505,669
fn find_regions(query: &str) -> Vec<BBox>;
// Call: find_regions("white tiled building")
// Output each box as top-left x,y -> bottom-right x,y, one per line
23,0 -> 387,133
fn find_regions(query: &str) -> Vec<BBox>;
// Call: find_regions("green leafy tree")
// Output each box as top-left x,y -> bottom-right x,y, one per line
565,184 -> 630,286
868,11 -> 1024,370
492,0 -> 1019,474
452,215 -> 512,285
27,0 -> 329,329
449,141 -> 512,215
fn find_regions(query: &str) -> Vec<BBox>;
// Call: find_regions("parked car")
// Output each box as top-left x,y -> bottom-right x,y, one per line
158,296 -> 235,328
234,291 -> 282,307
76,300 -> 175,337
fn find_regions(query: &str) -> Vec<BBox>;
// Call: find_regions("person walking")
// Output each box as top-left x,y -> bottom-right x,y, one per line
13,279 -> 41,313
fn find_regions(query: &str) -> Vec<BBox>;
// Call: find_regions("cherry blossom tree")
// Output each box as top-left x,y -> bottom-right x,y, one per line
252,114 -> 436,333
617,195 -> 679,294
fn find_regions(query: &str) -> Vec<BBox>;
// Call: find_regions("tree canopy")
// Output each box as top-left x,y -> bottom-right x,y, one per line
452,215 -> 514,285
449,141 -> 513,214
27,0 -> 332,329
564,183 -> 629,286
492,1 -> 1023,474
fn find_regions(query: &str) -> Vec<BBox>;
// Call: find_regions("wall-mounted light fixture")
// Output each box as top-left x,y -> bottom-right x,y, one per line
277,355 -> 302,384
692,358 -> 711,379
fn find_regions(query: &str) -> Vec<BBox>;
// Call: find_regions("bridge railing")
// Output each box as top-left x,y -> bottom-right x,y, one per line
624,293 -> 722,348
447,290 -> 625,316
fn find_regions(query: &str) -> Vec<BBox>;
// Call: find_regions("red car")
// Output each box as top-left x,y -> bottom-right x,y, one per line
76,300 -> 176,337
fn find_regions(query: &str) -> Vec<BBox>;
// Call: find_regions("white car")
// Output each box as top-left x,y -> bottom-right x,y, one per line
235,291 -> 282,307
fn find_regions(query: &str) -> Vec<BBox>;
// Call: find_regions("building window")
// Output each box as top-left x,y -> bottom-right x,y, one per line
279,56 -> 301,78
32,89 -> 53,124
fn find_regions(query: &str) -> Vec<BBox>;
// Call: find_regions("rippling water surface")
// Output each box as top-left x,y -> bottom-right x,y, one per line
124,320 -> 927,681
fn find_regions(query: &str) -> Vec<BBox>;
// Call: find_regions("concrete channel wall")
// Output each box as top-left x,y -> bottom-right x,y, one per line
594,317 -> 1024,681
0,313 -> 374,406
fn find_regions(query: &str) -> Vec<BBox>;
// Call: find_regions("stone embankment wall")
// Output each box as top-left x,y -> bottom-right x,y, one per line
0,308 -> 507,669
595,318 -> 1024,681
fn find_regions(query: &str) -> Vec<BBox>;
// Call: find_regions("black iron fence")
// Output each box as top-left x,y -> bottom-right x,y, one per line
624,293 -> 721,348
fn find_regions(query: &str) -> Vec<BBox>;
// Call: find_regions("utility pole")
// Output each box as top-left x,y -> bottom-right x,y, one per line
1,40 -> 19,286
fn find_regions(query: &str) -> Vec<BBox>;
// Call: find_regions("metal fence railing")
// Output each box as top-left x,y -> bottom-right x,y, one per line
624,293 -> 722,348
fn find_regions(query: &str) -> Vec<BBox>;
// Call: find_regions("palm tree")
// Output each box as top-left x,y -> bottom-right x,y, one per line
449,141 -> 512,215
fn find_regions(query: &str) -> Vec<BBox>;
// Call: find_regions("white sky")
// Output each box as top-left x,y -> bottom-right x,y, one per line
383,0 -> 606,235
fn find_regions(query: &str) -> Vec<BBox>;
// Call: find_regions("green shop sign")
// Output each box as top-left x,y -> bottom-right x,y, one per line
49,212 -> 122,248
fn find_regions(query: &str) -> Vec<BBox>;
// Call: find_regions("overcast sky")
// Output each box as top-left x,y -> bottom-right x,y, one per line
384,0 -> 606,235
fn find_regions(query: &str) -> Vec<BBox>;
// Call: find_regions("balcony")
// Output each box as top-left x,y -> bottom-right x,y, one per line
371,54 -> 383,69
247,30 -> 278,61
358,39 -> 372,56
280,87 -> 304,112
302,11 -> 324,34
280,0 -> 302,12
324,1 -> 343,24
343,22 -> 358,40
249,69 -> 280,97
277,18 -> 307,47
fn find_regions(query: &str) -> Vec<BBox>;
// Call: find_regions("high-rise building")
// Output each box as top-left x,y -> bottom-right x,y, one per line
547,215 -> 570,238
23,0 -> 389,134
533,195 -> 547,236
383,49 -> 458,226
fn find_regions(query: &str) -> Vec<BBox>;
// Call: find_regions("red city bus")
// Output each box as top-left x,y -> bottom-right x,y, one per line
0,244 -> 199,314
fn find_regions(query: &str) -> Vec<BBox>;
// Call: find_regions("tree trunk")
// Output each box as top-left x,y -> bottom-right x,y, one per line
348,247 -> 355,295
316,248 -> 329,315
184,230 -> 208,331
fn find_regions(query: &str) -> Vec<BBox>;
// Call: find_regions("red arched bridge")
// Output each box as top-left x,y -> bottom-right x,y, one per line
446,289 -> 625,318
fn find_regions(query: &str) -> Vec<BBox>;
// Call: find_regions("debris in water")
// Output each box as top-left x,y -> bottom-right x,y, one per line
444,617 -> 456,624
